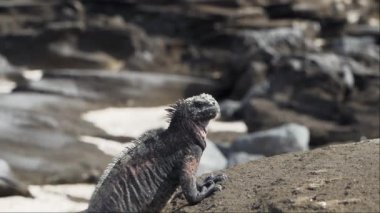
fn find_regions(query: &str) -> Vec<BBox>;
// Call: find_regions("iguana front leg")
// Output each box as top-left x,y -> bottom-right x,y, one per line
197,173 -> 227,190
180,155 -> 222,205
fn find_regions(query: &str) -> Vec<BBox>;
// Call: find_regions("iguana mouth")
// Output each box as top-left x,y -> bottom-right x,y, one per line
196,120 -> 209,140
199,126 -> 207,139
195,107 -> 217,140
203,107 -> 218,119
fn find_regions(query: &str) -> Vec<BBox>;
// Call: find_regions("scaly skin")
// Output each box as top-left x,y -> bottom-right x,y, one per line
87,93 -> 227,212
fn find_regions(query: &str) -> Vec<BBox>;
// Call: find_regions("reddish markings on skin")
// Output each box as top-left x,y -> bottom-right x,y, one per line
183,156 -> 199,175
195,125 -> 207,140
144,159 -> 154,168
129,159 -> 153,176
129,166 -> 137,176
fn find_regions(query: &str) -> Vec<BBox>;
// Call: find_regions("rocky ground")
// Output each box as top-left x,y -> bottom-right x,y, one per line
164,139 -> 380,213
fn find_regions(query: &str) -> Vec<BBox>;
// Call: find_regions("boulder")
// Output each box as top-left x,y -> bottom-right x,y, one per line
331,36 -> 379,69
238,45 -> 379,146
231,123 -> 309,156
219,99 -> 242,121
0,54 -> 14,73
228,61 -> 268,100
197,140 -> 228,176
242,98 -> 363,146
270,53 -> 359,123
0,93 -> 112,184
269,53 -> 356,103
0,54 -> 27,90
233,47 -> 379,133
237,27 -> 318,62
227,152 -> 264,167
0,136 -> 111,185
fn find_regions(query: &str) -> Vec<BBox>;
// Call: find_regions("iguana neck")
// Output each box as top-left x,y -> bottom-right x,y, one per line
168,119 -> 207,150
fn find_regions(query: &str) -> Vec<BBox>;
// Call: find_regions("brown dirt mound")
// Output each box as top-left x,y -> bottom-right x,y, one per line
164,139 -> 380,212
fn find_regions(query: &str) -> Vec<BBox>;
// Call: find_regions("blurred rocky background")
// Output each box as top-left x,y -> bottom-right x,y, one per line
0,0 -> 379,212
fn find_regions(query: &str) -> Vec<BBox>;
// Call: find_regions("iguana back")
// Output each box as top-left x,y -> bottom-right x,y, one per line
88,129 -> 182,212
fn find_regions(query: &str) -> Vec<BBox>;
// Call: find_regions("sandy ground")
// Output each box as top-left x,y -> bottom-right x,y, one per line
80,105 -> 247,157
164,139 -> 380,212
0,184 -> 94,212
82,106 -> 247,138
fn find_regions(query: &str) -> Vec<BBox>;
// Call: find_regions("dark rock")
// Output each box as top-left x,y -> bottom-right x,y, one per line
330,36 -> 380,76
23,69 -> 222,105
0,0 -> 84,36
263,1 -> 351,36
238,27 -> 317,62
0,93 -> 112,184
241,80 -> 271,103
0,159 -> 31,197
242,98 -> 363,146
219,99 -> 242,121
261,51 -> 379,131
231,123 -> 309,156
0,23 -> 161,71
345,24 -> 380,40
260,52 -> 376,127
0,142 -> 110,185
229,61 -> 268,100
303,53 -> 355,89
0,92 -> 103,135
271,53 -> 356,94
331,36 -> 379,63
0,54 -> 27,88
224,27 -> 318,100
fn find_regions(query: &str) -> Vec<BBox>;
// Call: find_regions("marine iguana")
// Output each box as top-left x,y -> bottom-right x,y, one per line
87,93 -> 227,212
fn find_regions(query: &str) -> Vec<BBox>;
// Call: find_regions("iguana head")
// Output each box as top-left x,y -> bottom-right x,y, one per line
166,93 -> 220,139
